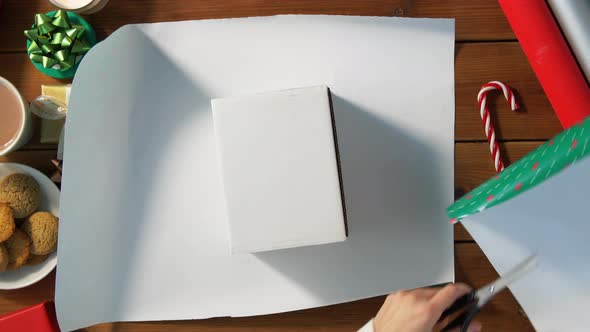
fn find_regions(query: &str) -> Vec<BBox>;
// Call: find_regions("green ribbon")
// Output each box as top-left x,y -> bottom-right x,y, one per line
24,10 -> 92,72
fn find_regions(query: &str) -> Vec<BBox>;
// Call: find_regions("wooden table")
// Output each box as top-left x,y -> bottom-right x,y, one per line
0,1 -> 561,331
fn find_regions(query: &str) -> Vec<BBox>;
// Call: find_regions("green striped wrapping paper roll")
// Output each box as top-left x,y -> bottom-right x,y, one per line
448,116 -> 590,223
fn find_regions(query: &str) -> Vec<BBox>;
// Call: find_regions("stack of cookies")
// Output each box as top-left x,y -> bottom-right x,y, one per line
0,173 -> 59,271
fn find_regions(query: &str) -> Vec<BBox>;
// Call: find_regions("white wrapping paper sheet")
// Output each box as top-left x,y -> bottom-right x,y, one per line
463,157 -> 590,332
57,15 -> 455,331
548,0 -> 590,81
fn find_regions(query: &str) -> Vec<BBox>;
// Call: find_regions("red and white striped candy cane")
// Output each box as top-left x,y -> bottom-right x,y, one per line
477,81 -> 520,173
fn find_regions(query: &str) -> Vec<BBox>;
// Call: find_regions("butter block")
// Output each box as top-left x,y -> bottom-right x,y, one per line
212,86 -> 347,253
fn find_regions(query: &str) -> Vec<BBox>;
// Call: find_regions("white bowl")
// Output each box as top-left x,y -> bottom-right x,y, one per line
0,163 -> 59,289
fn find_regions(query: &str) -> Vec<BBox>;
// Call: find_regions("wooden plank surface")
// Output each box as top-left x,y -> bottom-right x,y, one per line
0,150 -> 59,175
454,141 -> 544,197
1,143 -> 545,243
453,141 -> 544,241
0,0 -> 513,52
407,0 -> 514,41
455,43 -> 562,141
0,1 -> 546,330
0,244 -> 533,332
0,271 -> 55,315
0,53 -> 65,150
1,41 -> 561,146
0,142 -> 542,329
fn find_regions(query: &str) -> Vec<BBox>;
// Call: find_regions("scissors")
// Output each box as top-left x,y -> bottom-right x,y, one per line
439,255 -> 538,332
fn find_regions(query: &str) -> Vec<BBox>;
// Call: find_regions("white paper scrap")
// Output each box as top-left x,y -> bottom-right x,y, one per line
58,15 -> 455,331
463,157 -> 590,332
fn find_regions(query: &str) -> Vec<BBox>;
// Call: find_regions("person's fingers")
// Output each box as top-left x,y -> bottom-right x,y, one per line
429,283 -> 472,314
466,320 -> 482,332
379,292 -> 402,316
409,287 -> 439,300
432,317 -> 450,331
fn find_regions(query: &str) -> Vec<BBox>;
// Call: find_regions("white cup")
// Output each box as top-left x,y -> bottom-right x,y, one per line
48,0 -> 110,14
0,76 -> 32,156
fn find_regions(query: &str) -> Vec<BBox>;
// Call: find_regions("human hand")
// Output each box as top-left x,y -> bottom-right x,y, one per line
373,283 -> 482,332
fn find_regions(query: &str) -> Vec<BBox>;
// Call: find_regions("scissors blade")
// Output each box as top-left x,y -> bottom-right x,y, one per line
476,255 -> 538,303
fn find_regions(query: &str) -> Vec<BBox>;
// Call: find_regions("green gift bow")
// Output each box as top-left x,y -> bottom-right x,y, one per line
24,10 -> 92,71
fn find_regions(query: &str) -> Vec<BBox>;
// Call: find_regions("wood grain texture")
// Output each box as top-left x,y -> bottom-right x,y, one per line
1,141 -> 546,241
455,42 -> 562,141
0,2 -> 540,330
79,244 -> 530,331
454,141 -> 543,241
0,142 -> 542,330
0,245 -> 530,331
0,271 -> 55,316
406,0 -> 514,41
0,150 -> 59,175
1,41 -> 561,148
0,0 -> 513,53
0,54 -> 65,103
455,141 -> 543,195
454,244 -> 534,332
0,52 -> 65,150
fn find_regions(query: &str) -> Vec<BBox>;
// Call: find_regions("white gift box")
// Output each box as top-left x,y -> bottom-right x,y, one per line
212,86 -> 347,253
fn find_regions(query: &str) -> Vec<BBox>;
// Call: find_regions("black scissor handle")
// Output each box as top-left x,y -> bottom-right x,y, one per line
438,291 -> 477,323
442,305 -> 481,332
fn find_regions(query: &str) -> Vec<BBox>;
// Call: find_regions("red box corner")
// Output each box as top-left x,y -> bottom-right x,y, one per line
0,301 -> 60,332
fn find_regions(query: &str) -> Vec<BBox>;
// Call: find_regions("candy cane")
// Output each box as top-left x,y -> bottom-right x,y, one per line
477,81 -> 520,172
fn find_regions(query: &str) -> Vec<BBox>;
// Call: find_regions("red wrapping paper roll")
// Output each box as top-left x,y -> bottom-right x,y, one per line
498,0 -> 590,128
